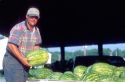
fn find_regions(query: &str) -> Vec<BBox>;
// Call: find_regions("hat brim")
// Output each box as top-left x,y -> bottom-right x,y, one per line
27,14 -> 40,18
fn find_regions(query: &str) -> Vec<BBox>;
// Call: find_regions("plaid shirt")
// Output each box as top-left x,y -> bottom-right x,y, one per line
8,21 -> 42,55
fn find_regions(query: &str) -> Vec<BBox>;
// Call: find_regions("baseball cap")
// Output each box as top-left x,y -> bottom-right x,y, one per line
26,7 -> 40,19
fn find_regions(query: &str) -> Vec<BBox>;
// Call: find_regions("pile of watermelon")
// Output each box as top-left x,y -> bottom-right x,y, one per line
28,62 -> 125,82
26,49 -> 125,82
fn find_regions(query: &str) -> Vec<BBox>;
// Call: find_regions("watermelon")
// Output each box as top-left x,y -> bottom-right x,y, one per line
89,62 -> 114,76
82,73 -> 100,82
73,65 -> 87,80
59,71 -> 76,81
29,67 -> 53,79
116,78 -> 125,82
47,72 -> 63,80
113,66 -> 125,78
26,48 -> 49,66
99,75 -> 116,82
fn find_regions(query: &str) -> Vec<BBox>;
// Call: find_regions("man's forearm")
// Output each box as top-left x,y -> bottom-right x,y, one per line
7,43 -> 31,67
7,43 -> 25,61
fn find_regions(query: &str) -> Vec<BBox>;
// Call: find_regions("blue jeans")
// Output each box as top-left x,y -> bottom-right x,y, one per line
3,50 -> 29,82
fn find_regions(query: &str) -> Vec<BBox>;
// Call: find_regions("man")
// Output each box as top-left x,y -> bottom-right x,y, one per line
3,7 -> 42,82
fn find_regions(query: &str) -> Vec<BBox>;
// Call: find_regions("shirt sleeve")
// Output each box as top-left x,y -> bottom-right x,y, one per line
8,24 -> 24,46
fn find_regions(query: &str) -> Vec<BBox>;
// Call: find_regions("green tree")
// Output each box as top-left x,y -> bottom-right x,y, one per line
87,49 -> 98,56
74,50 -> 84,57
65,52 -> 74,60
103,48 -> 112,55
51,52 -> 61,63
122,50 -> 125,57
112,48 -> 123,57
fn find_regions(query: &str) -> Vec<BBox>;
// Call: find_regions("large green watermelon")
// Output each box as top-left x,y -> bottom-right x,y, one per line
59,71 -> 77,81
73,65 -> 87,80
116,78 -> 125,82
28,68 -> 38,80
26,48 -> 49,66
47,72 -> 63,80
29,67 -> 53,79
113,66 -> 125,78
82,73 -> 100,82
88,62 -> 114,76
99,76 -> 116,82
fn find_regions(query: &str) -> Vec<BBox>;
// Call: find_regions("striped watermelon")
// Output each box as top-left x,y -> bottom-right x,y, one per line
73,65 -> 87,80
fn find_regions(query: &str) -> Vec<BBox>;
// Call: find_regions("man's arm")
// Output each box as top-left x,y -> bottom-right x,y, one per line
7,43 -> 31,68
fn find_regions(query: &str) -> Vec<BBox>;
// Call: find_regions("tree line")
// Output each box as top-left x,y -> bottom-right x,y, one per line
51,48 -> 125,63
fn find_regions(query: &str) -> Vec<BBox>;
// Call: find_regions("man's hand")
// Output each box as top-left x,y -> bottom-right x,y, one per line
33,45 -> 40,50
20,57 -> 32,68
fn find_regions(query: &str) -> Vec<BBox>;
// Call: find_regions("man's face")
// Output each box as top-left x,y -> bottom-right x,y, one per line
26,16 -> 39,26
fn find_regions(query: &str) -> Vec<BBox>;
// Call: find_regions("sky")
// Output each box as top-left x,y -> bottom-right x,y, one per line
103,43 -> 125,51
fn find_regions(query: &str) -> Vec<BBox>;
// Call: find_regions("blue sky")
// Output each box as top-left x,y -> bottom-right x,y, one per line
103,43 -> 125,51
